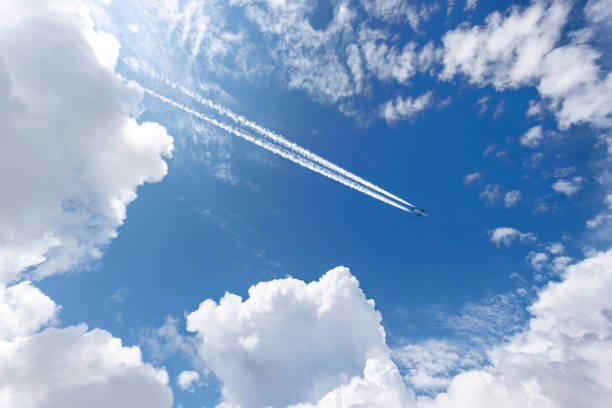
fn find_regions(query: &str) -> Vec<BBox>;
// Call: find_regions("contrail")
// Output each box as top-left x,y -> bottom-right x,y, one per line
143,88 -> 412,213
130,65 -> 415,210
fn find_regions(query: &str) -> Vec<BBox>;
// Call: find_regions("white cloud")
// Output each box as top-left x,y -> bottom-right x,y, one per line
0,323 -> 173,408
289,356 -> 415,408
440,1 -> 569,88
463,172 -> 483,186
552,177 -> 584,196
186,266 -> 405,408
440,0 -> 612,130
360,0 -> 439,31
489,227 -> 536,248
504,190 -> 521,208
418,248 -> 612,408
480,184 -> 502,205
0,279 -> 172,408
464,0 -> 478,11
176,370 -> 200,391
394,340 -> 484,392
0,0 -> 173,284
551,255 -> 573,273
587,213 -> 612,229
181,248 -> 612,408
0,4 -> 173,404
483,145 -> 496,157
527,251 -> 549,271
359,28 -> 419,84
111,287 -> 129,303
440,292 -> 529,343
526,99 -> 543,117
546,242 -> 565,255
381,91 -> 434,123
585,0 -> 612,29
606,193 -> 612,209
0,281 -> 59,341
520,125 -> 544,148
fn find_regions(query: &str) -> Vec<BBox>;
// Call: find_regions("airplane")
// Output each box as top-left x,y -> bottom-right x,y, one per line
413,205 -> 427,217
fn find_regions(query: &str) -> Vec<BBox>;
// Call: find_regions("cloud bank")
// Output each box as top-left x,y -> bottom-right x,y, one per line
183,248 -> 612,407
0,0 -> 173,284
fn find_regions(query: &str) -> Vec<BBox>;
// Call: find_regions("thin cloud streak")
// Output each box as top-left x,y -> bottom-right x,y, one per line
143,88 -> 413,213
134,66 -> 416,210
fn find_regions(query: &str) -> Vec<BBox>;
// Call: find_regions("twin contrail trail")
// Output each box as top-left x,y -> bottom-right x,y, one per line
170,82 -> 416,210
137,70 -> 417,213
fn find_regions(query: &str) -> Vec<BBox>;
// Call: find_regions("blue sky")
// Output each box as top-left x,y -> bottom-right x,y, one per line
2,0 -> 612,407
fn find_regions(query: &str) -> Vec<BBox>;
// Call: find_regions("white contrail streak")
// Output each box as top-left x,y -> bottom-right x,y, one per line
131,66 -> 415,210
143,88 -> 412,213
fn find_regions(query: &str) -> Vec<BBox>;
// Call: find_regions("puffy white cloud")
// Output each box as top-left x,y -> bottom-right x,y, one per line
552,177 -> 584,196
489,227 -> 536,247
0,323 -> 173,408
0,281 -> 58,341
178,248 -> 612,408
504,190 -> 521,208
186,267 -> 405,408
381,92 -> 434,123
527,251 -> 549,271
0,279 -> 172,408
289,356 -> 415,408
550,256 -> 573,273
0,0 -> 174,284
520,126 -> 544,148
0,3 -> 173,405
463,172 -> 483,186
418,248 -> 612,408
546,242 -> 565,254
176,370 -> 200,391
440,0 -> 612,130
440,1 -> 569,88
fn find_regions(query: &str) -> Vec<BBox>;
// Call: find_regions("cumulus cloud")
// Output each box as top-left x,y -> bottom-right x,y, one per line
551,255 -> 573,273
504,190 -> 521,208
176,370 -> 200,391
178,248 -> 612,408
0,0 -> 173,284
0,279 -> 172,408
463,172 -> 483,186
546,242 -> 565,254
552,177 -> 584,196
520,125 -> 544,148
381,92 -> 434,123
440,1 -> 569,88
527,251 -> 549,271
289,356 -> 415,408
440,0 -> 612,130
418,248 -> 612,408
186,267 -> 409,408
0,323 -> 173,408
489,227 -> 536,247
0,281 -> 59,341
0,3 -> 176,406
